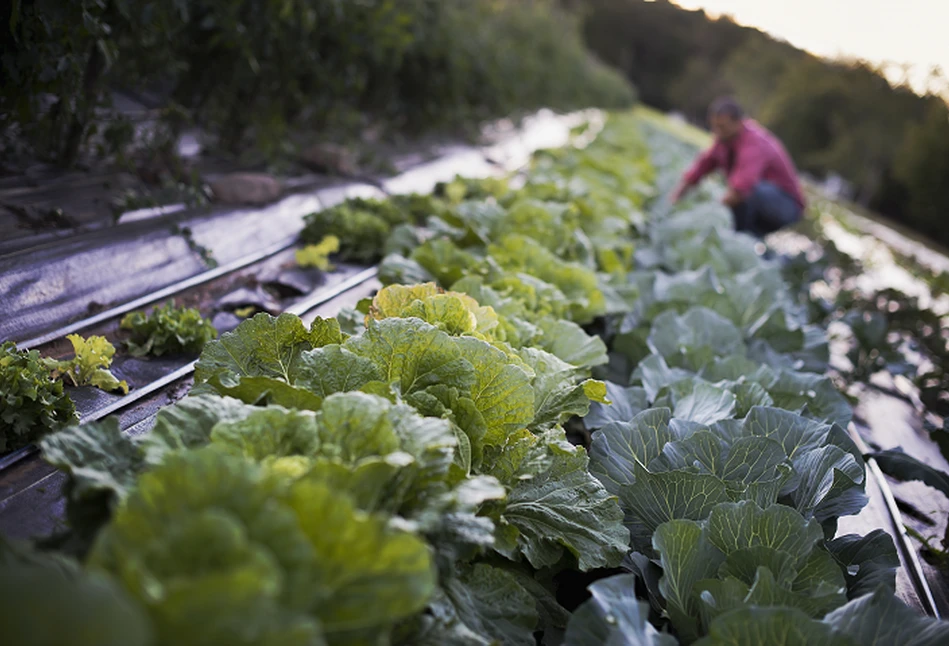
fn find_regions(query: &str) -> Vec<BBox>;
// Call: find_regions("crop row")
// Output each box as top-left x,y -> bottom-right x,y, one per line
2,113 -> 947,645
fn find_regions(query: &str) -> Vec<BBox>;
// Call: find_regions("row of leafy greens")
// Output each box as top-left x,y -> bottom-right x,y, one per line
6,112 -> 947,645
39,288 -> 629,645
560,120 -> 949,645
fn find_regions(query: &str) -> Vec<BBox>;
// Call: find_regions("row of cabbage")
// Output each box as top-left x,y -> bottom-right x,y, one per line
556,124 -> 949,645
2,113 -> 946,645
2,116 -> 651,645
368,117 -> 949,644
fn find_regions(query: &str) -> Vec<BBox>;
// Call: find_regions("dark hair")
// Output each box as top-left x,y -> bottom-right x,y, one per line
709,96 -> 744,121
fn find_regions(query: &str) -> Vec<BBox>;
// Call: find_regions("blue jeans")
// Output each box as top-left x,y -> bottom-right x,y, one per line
731,181 -> 803,238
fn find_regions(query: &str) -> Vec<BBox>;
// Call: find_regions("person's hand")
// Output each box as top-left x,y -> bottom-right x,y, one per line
670,181 -> 686,204
722,187 -> 742,207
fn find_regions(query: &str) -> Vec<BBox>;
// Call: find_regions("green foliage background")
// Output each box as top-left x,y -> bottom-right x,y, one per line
1,0 -> 634,164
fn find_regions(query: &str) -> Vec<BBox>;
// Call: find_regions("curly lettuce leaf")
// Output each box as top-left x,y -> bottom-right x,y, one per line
43,334 -> 128,394
0,341 -> 78,452
295,235 -> 340,270
120,302 -> 218,358
369,283 -> 500,339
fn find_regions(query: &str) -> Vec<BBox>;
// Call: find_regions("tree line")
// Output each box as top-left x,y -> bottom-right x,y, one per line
570,0 -> 949,247
1,1 -> 632,170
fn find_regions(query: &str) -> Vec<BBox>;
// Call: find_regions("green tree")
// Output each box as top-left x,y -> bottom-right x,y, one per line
721,35 -> 802,118
761,59 -> 927,207
666,57 -> 733,123
894,100 -> 949,245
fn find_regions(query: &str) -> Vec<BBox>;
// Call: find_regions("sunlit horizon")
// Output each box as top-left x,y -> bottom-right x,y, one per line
670,0 -> 948,96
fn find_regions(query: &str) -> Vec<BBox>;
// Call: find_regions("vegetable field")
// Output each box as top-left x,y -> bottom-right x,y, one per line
2,112 -> 948,645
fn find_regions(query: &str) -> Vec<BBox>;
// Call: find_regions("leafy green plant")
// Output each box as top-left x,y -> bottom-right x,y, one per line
0,536 -> 152,646
43,335 -> 128,394
301,198 -> 412,263
120,302 -> 218,357
295,235 -> 340,270
88,448 -> 436,645
841,310 -> 912,381
589,406 -> 865,550
0,342 -> 78,453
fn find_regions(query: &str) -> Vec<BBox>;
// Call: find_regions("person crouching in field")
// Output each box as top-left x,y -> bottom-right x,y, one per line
670,97 -> 805,237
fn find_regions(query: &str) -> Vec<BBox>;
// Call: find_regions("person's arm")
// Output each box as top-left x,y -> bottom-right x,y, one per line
671,147 -> 720,203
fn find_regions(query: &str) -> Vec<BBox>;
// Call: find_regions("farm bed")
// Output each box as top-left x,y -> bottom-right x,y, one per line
2,111 -> 948,645
0,111 -> 588,540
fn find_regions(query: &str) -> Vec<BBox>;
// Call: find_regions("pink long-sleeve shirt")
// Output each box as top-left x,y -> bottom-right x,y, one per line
682,119 -> 806,207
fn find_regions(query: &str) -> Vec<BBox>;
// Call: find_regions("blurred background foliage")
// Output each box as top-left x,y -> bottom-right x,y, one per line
1,0 -> 634,166
3,0 -> 948,250
569,0 -> 949,248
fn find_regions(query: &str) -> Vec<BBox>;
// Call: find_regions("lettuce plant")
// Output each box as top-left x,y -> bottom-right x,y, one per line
43,334 -> 128,394
301,198 -> 413,263
0,341 -> 78,452
47,296 -> 628,644
120,302 -> 218,357
30,111 -> 949,646
295,235 -> 340,270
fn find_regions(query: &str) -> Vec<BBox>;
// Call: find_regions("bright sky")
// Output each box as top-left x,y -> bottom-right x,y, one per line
671,0 -> 948,95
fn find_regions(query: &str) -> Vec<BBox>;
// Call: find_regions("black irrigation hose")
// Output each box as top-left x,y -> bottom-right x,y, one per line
848,425 -> 942,618
14,236 -> 299,350
0,266 -> 380,475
